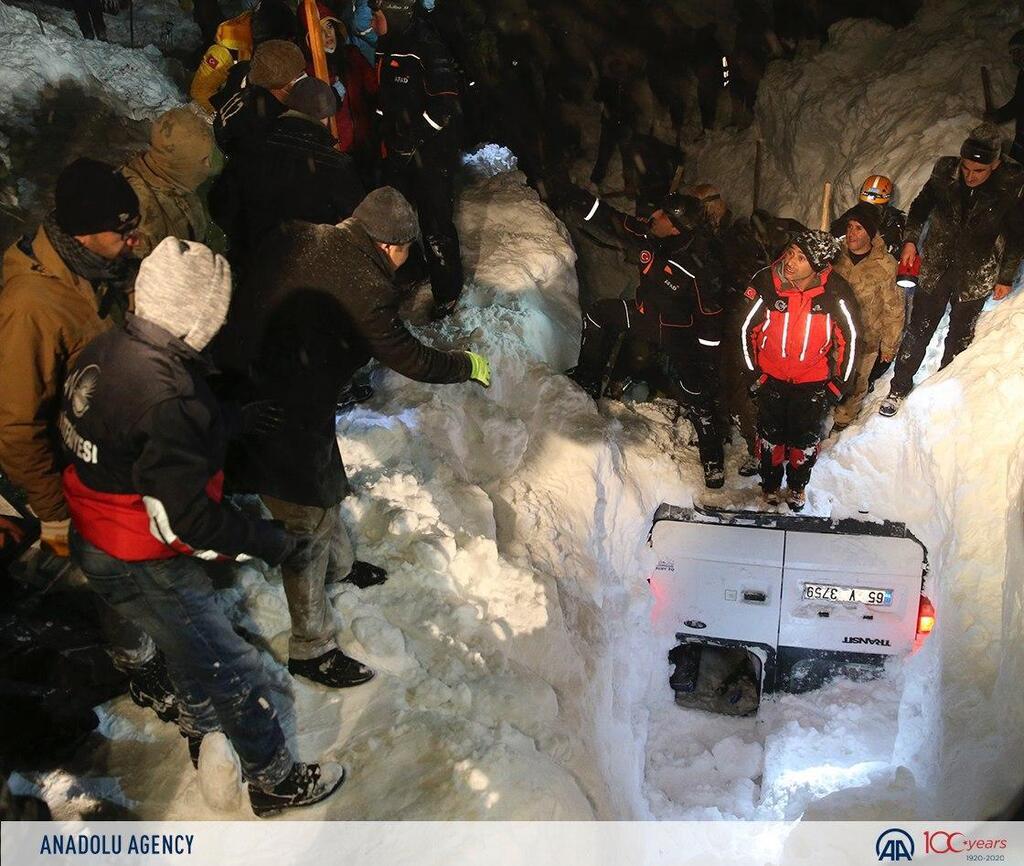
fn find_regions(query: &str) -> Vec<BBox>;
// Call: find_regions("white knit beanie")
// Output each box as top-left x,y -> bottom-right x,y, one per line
135,237 -> 232,352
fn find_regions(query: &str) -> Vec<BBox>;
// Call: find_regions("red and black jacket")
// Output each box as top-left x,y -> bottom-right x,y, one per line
375,15 -> 462,159
582,197 -> 725,351
740,261 -> 860,399
59,316 -> 292,564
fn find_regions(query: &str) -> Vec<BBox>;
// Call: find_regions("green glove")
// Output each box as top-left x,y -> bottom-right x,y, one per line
465,351 -> 491,388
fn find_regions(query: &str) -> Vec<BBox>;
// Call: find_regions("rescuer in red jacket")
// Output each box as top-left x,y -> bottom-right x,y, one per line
739,230 -> 861,510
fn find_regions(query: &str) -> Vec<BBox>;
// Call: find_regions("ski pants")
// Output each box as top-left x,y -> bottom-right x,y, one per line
577,297 -> 724,468
755,379 -> 831,493
383,151 -> 464,308
70,530 -> 292,789
260,496 -> 353,662
890,270 -> 986,397
72,0 -> 106,40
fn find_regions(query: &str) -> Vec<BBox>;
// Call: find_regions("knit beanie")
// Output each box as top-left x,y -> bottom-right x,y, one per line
353,187 -> 419,244
284,75 -> 337,120
55,157 -> 140,236
960,123 -> 1002,164
793,229 -> 842,272
249,39 -> 306,88
146,106 -> 215,191
843,202 -> 880,241
134,237 -> 232,352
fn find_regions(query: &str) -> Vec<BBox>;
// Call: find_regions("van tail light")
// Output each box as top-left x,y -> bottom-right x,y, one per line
916,595 -> 935,636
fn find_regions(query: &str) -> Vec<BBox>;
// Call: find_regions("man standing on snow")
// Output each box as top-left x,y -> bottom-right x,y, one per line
62,237 -> 345,816
740,231 -> 860,510
0,158 -> 179,721
987,29 -> 1024,164
830,204 -> 901,431
880,124 -> 1024,417
564,188 -> 728,489
215,187 -> 490,689
372,0 -> 465,318
120,106 -> 218,258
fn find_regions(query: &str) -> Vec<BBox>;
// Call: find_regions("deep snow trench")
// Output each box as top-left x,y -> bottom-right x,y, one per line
3,0 -> 1022,822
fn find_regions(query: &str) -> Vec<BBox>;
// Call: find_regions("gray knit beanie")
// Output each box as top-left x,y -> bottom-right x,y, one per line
352,186 -> 419,244
960,123 -> 1003,164
135,237 -> 232,352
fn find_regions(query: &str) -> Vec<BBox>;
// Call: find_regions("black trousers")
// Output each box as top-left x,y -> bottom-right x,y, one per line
755,380 -> 830,493
590,115 -> 636,196
384,150 -> 463,308
73,0 -> 106,39
889,271 -> 986,397
576,298 -> 724,469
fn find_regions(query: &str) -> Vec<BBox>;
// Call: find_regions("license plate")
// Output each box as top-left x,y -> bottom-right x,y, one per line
803,583 -> 892,606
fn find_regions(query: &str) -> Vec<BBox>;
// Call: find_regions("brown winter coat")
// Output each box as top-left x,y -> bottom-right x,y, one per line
0,227 -> 113,520
831,233 -> 902,358
121,106 -> 214,258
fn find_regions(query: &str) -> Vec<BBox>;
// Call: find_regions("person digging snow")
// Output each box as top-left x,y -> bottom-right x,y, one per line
213,186 -> 490,690
61,236 -> 346,817
740,230 -> 861,510
879,124 -> 1024,417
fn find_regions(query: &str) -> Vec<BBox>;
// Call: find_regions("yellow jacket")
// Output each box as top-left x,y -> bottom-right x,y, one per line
190,12 -> 254,112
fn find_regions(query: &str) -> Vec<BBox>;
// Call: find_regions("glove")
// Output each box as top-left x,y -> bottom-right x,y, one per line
240,400 -> 284,436
40,518 -> 71,558
332,80 -> 347,104
465,352 -> 491,388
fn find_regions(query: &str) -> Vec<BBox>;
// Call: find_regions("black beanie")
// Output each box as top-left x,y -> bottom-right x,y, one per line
54,157 -> 140,236
843,202 -> 880,241
793,229 -> 841,272
960,123 -> 1002,164
353,186 -> 419,244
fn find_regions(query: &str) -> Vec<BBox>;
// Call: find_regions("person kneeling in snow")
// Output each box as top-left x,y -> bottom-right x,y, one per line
564,189 -> 728,489
740,231 -> 860,510
214,187 -> 490,690
61,237 -> 345,816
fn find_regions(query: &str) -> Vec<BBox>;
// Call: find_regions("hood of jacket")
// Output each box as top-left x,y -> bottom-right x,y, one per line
133,107 -> 216,193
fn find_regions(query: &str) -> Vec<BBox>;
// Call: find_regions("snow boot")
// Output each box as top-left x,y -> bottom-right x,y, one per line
127,653 -> 180,724
338,560 -> 388,589
337,382 -> 374,412
288,649 -> 375,689
703,460 -> 725,489
787,489 -> 806,512
737,455 -> 760,477
878,394 -> 903,417
248,761 -> 346,817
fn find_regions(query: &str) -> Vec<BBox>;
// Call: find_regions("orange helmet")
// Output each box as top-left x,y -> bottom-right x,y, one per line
859,175 -> 893,205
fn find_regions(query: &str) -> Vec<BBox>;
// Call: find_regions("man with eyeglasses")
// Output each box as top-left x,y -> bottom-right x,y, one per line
0,158 -> 181,722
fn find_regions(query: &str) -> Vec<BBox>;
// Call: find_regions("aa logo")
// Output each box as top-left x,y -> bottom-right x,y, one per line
876,827 -> 915,861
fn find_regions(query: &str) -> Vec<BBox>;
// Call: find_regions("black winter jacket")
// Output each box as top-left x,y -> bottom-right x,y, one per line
59,316 -> 293,564
905,156 -> 1024,301
210,62 -> 287,157
216,219 -> 472,507
209,112 -> 364,264
581,197 -> 726,349
375,16 -> 462,160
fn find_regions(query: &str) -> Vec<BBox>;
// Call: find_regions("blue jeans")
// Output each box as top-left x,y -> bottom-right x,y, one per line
70,530 -> 292,789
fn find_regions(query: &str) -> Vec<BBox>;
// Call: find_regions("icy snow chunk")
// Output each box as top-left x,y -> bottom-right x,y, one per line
461,143 -> 518,179
197,733 -> 245,813
710,736 -> 764,782
351,616 -> 417,674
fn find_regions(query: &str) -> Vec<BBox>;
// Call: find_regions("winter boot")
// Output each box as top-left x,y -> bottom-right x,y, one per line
288,649 -> 375,689
566,367 -> 603,401
761,487 -> 781,507
878,394 -> 903,417
703,460 -> 725,489
127,653 -> 180,723
787,489 -> 806,512
248,761 -> 346,817
737,455 -> 760,477
337,382 -> 374,412
338,560 -> 388,589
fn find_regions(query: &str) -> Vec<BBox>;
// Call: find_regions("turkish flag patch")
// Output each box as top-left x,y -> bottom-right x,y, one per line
205,55 -> 219,69
744,287 -> 757,299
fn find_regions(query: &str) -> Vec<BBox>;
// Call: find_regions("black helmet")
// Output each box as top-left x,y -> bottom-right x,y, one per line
658,193 -> 704,233
371,0 -> 418,33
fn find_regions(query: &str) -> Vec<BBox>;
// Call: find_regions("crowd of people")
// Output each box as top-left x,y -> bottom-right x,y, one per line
1,0 -> 1022,818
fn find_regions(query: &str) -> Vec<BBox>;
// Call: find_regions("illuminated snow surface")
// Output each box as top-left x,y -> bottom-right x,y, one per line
4,0 -> 1023,823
